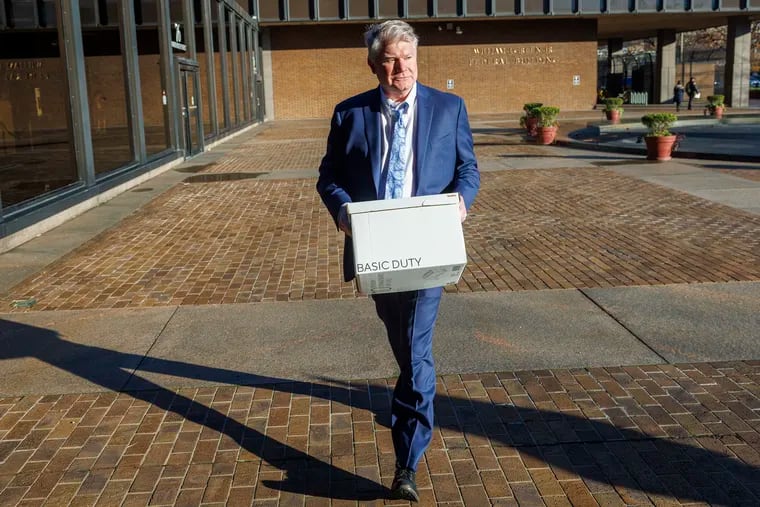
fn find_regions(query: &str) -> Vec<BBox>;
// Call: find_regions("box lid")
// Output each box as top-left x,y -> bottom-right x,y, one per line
346,193 -> 459,215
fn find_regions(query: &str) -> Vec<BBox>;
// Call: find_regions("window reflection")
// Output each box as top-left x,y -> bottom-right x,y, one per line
236,25 -> 246,122
0,31 -> 78,209
137,23 -> 171,157
82,30 -> 134,175
197,26 -> 215,137
213,3 -> 227,131
226,10 -> 238,125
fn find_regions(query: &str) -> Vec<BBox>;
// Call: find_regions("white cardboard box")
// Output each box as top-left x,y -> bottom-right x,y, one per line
347,193 -> 467,294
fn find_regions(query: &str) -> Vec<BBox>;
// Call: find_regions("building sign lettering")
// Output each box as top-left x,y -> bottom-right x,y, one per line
469,46 -> 557,66
4,61 -> 50,81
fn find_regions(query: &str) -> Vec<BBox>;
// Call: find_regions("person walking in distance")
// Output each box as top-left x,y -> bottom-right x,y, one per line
673,80 -> 685,112
686,77 -> 699,110
316,19 -> 480,502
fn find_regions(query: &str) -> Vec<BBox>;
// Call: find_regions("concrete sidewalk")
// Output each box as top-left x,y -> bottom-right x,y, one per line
0,113 -> 759,505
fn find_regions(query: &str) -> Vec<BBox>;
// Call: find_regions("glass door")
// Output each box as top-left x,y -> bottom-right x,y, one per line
179,67 -> 202,156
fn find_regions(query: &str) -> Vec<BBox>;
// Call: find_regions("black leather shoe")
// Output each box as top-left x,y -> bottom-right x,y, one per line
391,467 -> 419,502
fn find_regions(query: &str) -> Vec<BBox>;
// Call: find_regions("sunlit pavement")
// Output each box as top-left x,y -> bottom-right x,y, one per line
0,111 -> 758,505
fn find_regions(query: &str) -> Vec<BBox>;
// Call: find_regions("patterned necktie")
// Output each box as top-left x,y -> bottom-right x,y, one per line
385,102 -> 409,199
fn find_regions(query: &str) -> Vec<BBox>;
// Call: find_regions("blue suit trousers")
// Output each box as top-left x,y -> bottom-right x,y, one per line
373,286 -> 443,471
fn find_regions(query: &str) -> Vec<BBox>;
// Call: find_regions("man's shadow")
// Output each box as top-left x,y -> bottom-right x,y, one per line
1,319 -> 758,504
0,319 -> 385,500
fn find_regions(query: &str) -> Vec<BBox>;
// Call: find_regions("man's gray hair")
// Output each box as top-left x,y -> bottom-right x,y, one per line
364,20 -> 419,62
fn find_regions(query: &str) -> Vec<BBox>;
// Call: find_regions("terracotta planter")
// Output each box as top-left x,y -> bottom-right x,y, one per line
525,116 -> 538,137
710,106 -> 724,119
644,135 -> 677,161
535,126 -> 557,145
605,109 -> 621,124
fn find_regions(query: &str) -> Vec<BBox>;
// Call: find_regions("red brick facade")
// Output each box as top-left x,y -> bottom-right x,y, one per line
269,20 -> 598,119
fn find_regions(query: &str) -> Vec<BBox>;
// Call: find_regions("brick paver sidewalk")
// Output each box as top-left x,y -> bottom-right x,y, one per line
2,165 -> 758,310
1,117 -> 759,505
1,362 -> 759,505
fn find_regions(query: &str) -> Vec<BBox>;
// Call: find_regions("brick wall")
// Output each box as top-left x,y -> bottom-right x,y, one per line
269,20 -> 598,119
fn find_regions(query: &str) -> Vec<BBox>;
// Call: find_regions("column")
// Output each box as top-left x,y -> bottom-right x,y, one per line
654,30 -> 676,104
725,16 -> 751,108
606,37 -> 623,97
261,28 -> 274,120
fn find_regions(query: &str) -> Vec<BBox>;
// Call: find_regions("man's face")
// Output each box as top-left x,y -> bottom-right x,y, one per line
369,39 -> 418,101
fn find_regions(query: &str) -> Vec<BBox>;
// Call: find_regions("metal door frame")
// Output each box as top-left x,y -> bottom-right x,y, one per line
177,59 -> 203,157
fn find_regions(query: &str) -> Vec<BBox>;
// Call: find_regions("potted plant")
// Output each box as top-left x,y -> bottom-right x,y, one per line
535,106 -> 560,145
519,102 -> 542,137
705,94 -> 725,119
603,97 -> 624,124
641,113 -> 677,161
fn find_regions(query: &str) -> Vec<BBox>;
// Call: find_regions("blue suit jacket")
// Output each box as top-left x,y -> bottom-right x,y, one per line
316,83 -> 481,282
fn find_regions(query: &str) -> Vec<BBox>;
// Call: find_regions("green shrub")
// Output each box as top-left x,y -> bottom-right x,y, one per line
641,113 -> 677,137
520,103 -> 543,128
536,106 -> 560,128
603,97 -> 624,112
523,102 -> 543,115
706,94 -> 725,111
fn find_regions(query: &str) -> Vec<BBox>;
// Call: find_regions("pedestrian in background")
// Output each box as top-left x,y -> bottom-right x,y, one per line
673,80 -> 685,112
686,77 -> 700,110
316,19 -> 480,502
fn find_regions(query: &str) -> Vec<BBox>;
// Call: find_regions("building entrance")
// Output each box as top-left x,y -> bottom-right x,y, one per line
178,64 -> 202,157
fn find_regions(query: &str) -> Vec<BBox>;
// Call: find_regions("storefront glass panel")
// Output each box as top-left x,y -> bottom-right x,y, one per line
245,28 -> 255,121
0,31 -> 78,209
138,0 -> 159,24
103,0 -> 120,25
236,24 -> 246,122
82,29 -> 134,175
7,0 -> 37,29
39,0 -> 55,27
80,0 -> 99,26
169,0 -> 183,25
137,19 -> 170,157
226,9 -> 238,125
213,2 -> 226,131
196,25 -> 215,136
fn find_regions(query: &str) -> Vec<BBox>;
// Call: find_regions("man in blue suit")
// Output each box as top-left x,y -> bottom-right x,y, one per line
316,19 -> 480,502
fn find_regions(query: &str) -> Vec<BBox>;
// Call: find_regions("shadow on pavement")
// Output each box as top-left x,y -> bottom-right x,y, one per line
700,163 -> 760,171
1,319 -> 758,503
0,319 -> 387,500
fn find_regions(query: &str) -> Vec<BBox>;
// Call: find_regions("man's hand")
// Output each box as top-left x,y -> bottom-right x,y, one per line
338,204 -> 352,237
458,195 -> 467,223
